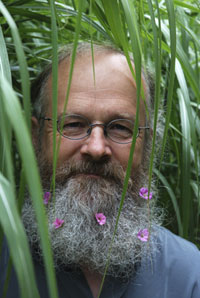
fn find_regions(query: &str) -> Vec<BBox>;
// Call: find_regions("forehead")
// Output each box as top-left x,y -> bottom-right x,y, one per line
46,51 -> 147,121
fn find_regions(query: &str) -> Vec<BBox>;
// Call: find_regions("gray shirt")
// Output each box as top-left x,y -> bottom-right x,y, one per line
1,227 -> 200,297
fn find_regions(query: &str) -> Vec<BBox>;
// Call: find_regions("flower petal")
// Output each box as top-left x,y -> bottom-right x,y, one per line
95,213 -> 106,225
137,229 -> 149,242
139,187 -> 152,200
53,218 -> 64,229
43,192 -> 51,205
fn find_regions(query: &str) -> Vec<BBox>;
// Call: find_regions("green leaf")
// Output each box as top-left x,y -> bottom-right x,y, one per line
154,169 -> 183,236
0,174 -> 40,298
0,1 -> 31,129
178,88 -> 191,238
0,76 -> 58,298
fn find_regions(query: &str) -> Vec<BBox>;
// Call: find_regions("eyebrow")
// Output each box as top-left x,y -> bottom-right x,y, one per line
109,112 -> 135,120
57,112 -> 136,120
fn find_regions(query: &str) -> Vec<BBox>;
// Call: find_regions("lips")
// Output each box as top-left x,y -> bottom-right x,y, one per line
70,173 -> 102,179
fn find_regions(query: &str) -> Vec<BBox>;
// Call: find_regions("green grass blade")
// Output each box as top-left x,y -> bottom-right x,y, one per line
56,0 -> 85,162
175,59 -> 198,185
0,76 -> 58,298
178,88 -> 191,239
0,1 -> 31,129
0,26 -> 11,84
174,0 -> 200,12
49,0 -> 58,206
159,20 -> 200,99
5,7 -> 51,23
159,0 -> 176,166
146,0 -> 162,194
98,1 -> 143,296
100,0 -> 135,83
0,97 -> 14,191
101,0 -> 126,46
0,25 -> 14,187
154,169 -> 183,236
0,174 -> 40,298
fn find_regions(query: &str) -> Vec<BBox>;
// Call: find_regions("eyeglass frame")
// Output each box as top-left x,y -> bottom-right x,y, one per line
40,114 -> 150,144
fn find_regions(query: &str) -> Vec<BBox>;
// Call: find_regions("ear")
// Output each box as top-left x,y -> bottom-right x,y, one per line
31,116 -> 39,149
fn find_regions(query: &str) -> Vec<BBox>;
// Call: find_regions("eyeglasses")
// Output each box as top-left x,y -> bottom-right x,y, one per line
41,114 -> 150,144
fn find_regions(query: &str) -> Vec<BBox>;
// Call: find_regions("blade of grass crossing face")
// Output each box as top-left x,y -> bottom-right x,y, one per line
159,0 -> 176,167
0,77 -> 59,298
49,0 -> 58,206
147,0 -> 162,199
0,1 -> 31,129
55,0 -> 85,164
178,88 -> 191,239
98,2 -> 143,296
121,0 -> 147,117
121,0 -> 142,136
89,1 -> 96,86
0,174 -> 40,298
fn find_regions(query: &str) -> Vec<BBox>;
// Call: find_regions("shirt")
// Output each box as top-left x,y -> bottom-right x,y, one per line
0,227 -> 200,298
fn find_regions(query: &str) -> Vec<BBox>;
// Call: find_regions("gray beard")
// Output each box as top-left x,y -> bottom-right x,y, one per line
22,159 -> 161,279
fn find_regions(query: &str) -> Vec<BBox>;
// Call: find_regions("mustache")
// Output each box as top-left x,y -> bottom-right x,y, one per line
54,159 -> 127,184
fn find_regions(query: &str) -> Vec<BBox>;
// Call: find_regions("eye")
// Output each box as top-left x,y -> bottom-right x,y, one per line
58,115 -> 88,137
108,120 -> 133,139
63,121 -> 85,129
110,123 -> 130,131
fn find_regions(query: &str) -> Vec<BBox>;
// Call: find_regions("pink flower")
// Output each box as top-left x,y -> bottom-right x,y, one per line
53,218 -> 64,229
43,192 -> 51,205
139,187 -> 153,200
95,213 -> 106,225
137,229 -> 149,242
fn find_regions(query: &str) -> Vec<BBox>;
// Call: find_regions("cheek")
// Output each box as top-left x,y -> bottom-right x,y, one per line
55,140 -> 81,166
132,139 -> 144,169
41,133 -> 53,161
115,140 -> 144,171
41,133 -> 67,165
112,145 -> 131,169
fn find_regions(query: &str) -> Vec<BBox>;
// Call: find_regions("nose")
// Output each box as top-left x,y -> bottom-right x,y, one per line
80,125 -> 112,161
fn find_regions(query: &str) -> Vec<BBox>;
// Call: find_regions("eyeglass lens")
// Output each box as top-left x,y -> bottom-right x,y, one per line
58,115 -> 135,143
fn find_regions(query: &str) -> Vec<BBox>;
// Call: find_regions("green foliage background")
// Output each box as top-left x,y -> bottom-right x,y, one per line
0,0 -> 199,297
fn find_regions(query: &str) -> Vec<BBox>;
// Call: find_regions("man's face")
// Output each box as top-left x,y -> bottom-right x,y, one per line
41,52 -> 146,173
25,51 -> 156,278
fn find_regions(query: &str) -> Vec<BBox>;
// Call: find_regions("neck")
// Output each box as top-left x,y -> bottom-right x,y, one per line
82,268 -> 103,298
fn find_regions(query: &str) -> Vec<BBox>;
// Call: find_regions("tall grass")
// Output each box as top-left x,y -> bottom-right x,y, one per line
0,0 -> 199,296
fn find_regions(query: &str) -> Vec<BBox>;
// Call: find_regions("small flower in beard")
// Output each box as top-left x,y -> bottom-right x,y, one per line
43,192 -> 51,205
53,218 -> 64,229
139,187 -> 153,200
95,213 -> 106,225
137,229 -> 149,242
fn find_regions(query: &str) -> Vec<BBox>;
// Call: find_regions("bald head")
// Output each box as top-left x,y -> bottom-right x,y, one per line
31,43 -> 152,122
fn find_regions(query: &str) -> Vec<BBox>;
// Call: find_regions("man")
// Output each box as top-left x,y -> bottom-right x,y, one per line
1,43 -> 200,297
